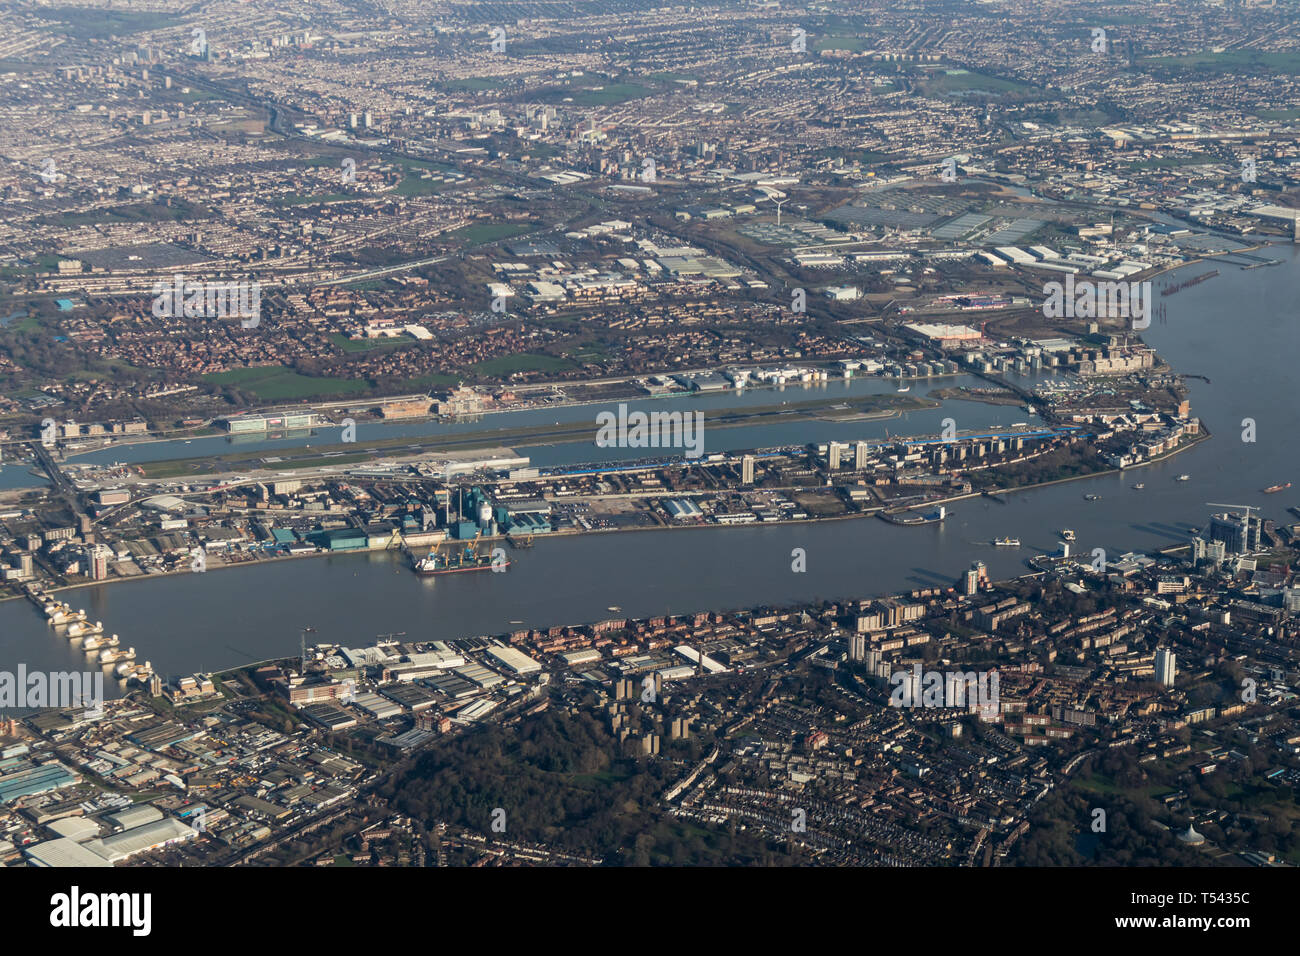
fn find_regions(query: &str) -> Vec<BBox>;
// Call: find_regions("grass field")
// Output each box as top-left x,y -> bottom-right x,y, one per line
34,6 -> 175,37
39,200 -> 211,227
398,372 -> 461,389
202,367 -> 371,401
1125,153 -> 1218,169
393,176 -> 448,198
814,35 -> 869,52
920,69 -> 1037,96
1141,51 -> 1300,75
471,353 -> 574,376
330,333 -> 410,353
541,82 -> 654,106
449,221 -> 534,247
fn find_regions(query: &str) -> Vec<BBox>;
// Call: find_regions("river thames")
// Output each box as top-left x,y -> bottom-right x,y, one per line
3,246 -> 1297,689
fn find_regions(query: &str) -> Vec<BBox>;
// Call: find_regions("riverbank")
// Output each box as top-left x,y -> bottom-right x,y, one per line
3,424 -> 1212,613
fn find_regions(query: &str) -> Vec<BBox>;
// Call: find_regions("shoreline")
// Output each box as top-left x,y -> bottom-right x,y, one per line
2,425 -> 1211,609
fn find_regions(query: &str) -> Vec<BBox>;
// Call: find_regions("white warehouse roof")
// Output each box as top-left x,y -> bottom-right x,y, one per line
486,645 -> 541,675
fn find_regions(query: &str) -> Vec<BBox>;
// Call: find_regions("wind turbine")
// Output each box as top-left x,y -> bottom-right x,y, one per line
757,185 -> 793,225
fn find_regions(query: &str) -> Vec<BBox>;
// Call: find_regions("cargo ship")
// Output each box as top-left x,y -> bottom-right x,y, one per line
413,547 -> 507,576
992,537 -> 1021,547
1263,482 -> 1291,494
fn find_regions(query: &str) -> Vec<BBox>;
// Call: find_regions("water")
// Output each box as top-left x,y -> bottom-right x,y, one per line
2,247 -> 1297,686
0,464 -> 48,491
62,373 -> 1029,471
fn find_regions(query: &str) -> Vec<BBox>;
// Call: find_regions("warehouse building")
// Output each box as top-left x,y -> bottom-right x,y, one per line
486,645 -> 541,676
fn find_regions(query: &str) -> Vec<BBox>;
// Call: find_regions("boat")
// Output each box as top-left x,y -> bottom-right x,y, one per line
413,547 -> 507,576
1175,474 -> 1189,482
1084,494 -> 1101,501
1263,482 -> 1291,494
992,537 -> 1021,547
1133,483 -> 1145,490
1060,529 -> 1076,542
896,384 -> 910,393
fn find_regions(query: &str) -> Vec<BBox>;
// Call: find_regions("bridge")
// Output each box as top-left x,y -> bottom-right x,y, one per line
29,441 -> 80,504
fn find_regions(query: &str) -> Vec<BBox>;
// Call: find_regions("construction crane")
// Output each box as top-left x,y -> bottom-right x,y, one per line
1206,503 -> 1257,518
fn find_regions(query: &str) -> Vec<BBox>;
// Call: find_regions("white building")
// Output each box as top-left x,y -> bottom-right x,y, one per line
1155,647 -> 1176,687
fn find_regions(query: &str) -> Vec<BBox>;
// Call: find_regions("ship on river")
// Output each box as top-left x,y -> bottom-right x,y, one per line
413,537 -> 508,576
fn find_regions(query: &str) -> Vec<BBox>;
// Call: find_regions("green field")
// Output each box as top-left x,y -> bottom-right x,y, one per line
39,200 -> 211,227
449,221 -> 534,247
471,353 -> 573,376
1141,51 -> 1300,75
330,333 -> 411,353
920,69 -> 1037,96
34,7 -> 176,37
393,176 -> 449,198
1126,153 -> 1218,170
814,35 -> 869,52
202,367 -> 371,401
398,372 -> 461,389
542,82 -> 654,106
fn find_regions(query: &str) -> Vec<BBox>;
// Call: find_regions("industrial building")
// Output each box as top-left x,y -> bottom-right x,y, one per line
486,645 -> 542,675
221,412 -> 317,433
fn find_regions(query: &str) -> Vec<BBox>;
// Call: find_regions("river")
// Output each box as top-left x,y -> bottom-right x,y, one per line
2,246 -> 1296,691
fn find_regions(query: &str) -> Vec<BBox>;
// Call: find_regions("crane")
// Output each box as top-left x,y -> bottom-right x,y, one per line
1206,503 -> 1256,518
